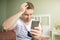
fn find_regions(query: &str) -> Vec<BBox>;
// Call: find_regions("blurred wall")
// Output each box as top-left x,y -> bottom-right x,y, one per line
0,0 -> 7,32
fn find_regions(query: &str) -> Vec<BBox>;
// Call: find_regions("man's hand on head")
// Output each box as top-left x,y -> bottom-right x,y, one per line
20,2 -> 28,13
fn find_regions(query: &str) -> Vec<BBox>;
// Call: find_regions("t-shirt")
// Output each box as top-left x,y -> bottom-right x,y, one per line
14,19 -> 42,40
14,19 -> 32,40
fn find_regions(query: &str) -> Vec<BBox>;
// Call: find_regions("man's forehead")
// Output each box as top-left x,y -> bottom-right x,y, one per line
26,9 -> 34,13
26,9 -> 34,11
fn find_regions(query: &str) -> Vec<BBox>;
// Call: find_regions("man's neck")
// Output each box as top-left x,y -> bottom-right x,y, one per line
20,18 -> 31,25
23,21 -> 29,25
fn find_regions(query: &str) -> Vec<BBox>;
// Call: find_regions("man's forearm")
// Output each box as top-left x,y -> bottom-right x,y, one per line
2,11 -> 23,30
33,38 -> 41,40
33,36 -> 42,40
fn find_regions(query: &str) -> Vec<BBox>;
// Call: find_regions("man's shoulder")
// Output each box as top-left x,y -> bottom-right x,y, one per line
16,19 -> 23,25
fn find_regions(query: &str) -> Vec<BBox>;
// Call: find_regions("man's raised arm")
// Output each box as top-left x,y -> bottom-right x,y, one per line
2,3 -> 28,30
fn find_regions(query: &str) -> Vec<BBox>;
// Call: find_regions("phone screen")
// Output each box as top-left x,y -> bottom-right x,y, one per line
31,21 -> 40,29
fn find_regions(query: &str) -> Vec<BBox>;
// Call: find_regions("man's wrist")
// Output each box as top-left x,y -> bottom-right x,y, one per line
18,11 -> 24,16
33,39 -> 41,40
33,37 -> 41,40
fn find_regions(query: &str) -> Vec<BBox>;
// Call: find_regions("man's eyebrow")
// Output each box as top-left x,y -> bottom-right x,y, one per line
24,14 -> 28,15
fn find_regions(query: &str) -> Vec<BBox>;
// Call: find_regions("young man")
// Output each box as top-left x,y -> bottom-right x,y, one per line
2,2 -> 42,40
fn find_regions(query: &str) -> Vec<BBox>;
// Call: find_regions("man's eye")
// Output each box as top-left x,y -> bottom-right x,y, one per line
24,14 -> 28,15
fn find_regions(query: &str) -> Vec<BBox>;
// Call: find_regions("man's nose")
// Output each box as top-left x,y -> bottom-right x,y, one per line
28,15 -> 31,18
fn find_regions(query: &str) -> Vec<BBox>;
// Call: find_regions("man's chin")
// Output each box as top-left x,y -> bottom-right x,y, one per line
26,20 -> 30,22
27,20 -> 30,22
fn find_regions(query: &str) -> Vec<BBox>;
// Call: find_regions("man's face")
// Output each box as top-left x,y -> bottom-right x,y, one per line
22,9 -> 34,22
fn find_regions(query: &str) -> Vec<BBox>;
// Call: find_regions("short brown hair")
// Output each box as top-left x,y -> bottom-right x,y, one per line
26,2 -> 34,9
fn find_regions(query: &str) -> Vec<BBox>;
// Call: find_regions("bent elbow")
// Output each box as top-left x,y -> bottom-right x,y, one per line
2,25 -> 7,30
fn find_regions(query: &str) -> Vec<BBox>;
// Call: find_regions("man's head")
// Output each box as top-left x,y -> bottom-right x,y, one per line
26,2 -> 34,9
21,2 -> 34,22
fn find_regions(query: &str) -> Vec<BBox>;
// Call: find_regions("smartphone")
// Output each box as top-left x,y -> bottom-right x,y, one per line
31,20 -> 40,29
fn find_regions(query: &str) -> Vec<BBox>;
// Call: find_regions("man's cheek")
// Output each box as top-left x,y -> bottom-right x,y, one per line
25,16 -> 28,18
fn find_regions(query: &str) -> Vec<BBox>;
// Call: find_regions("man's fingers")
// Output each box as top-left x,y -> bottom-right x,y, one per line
30,31 -> 39,36
31,29 -> 40,34
20,2 -> 28,13
21,3 -> 28,7
22,3 -> 27,6
34,27 -> 40,30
